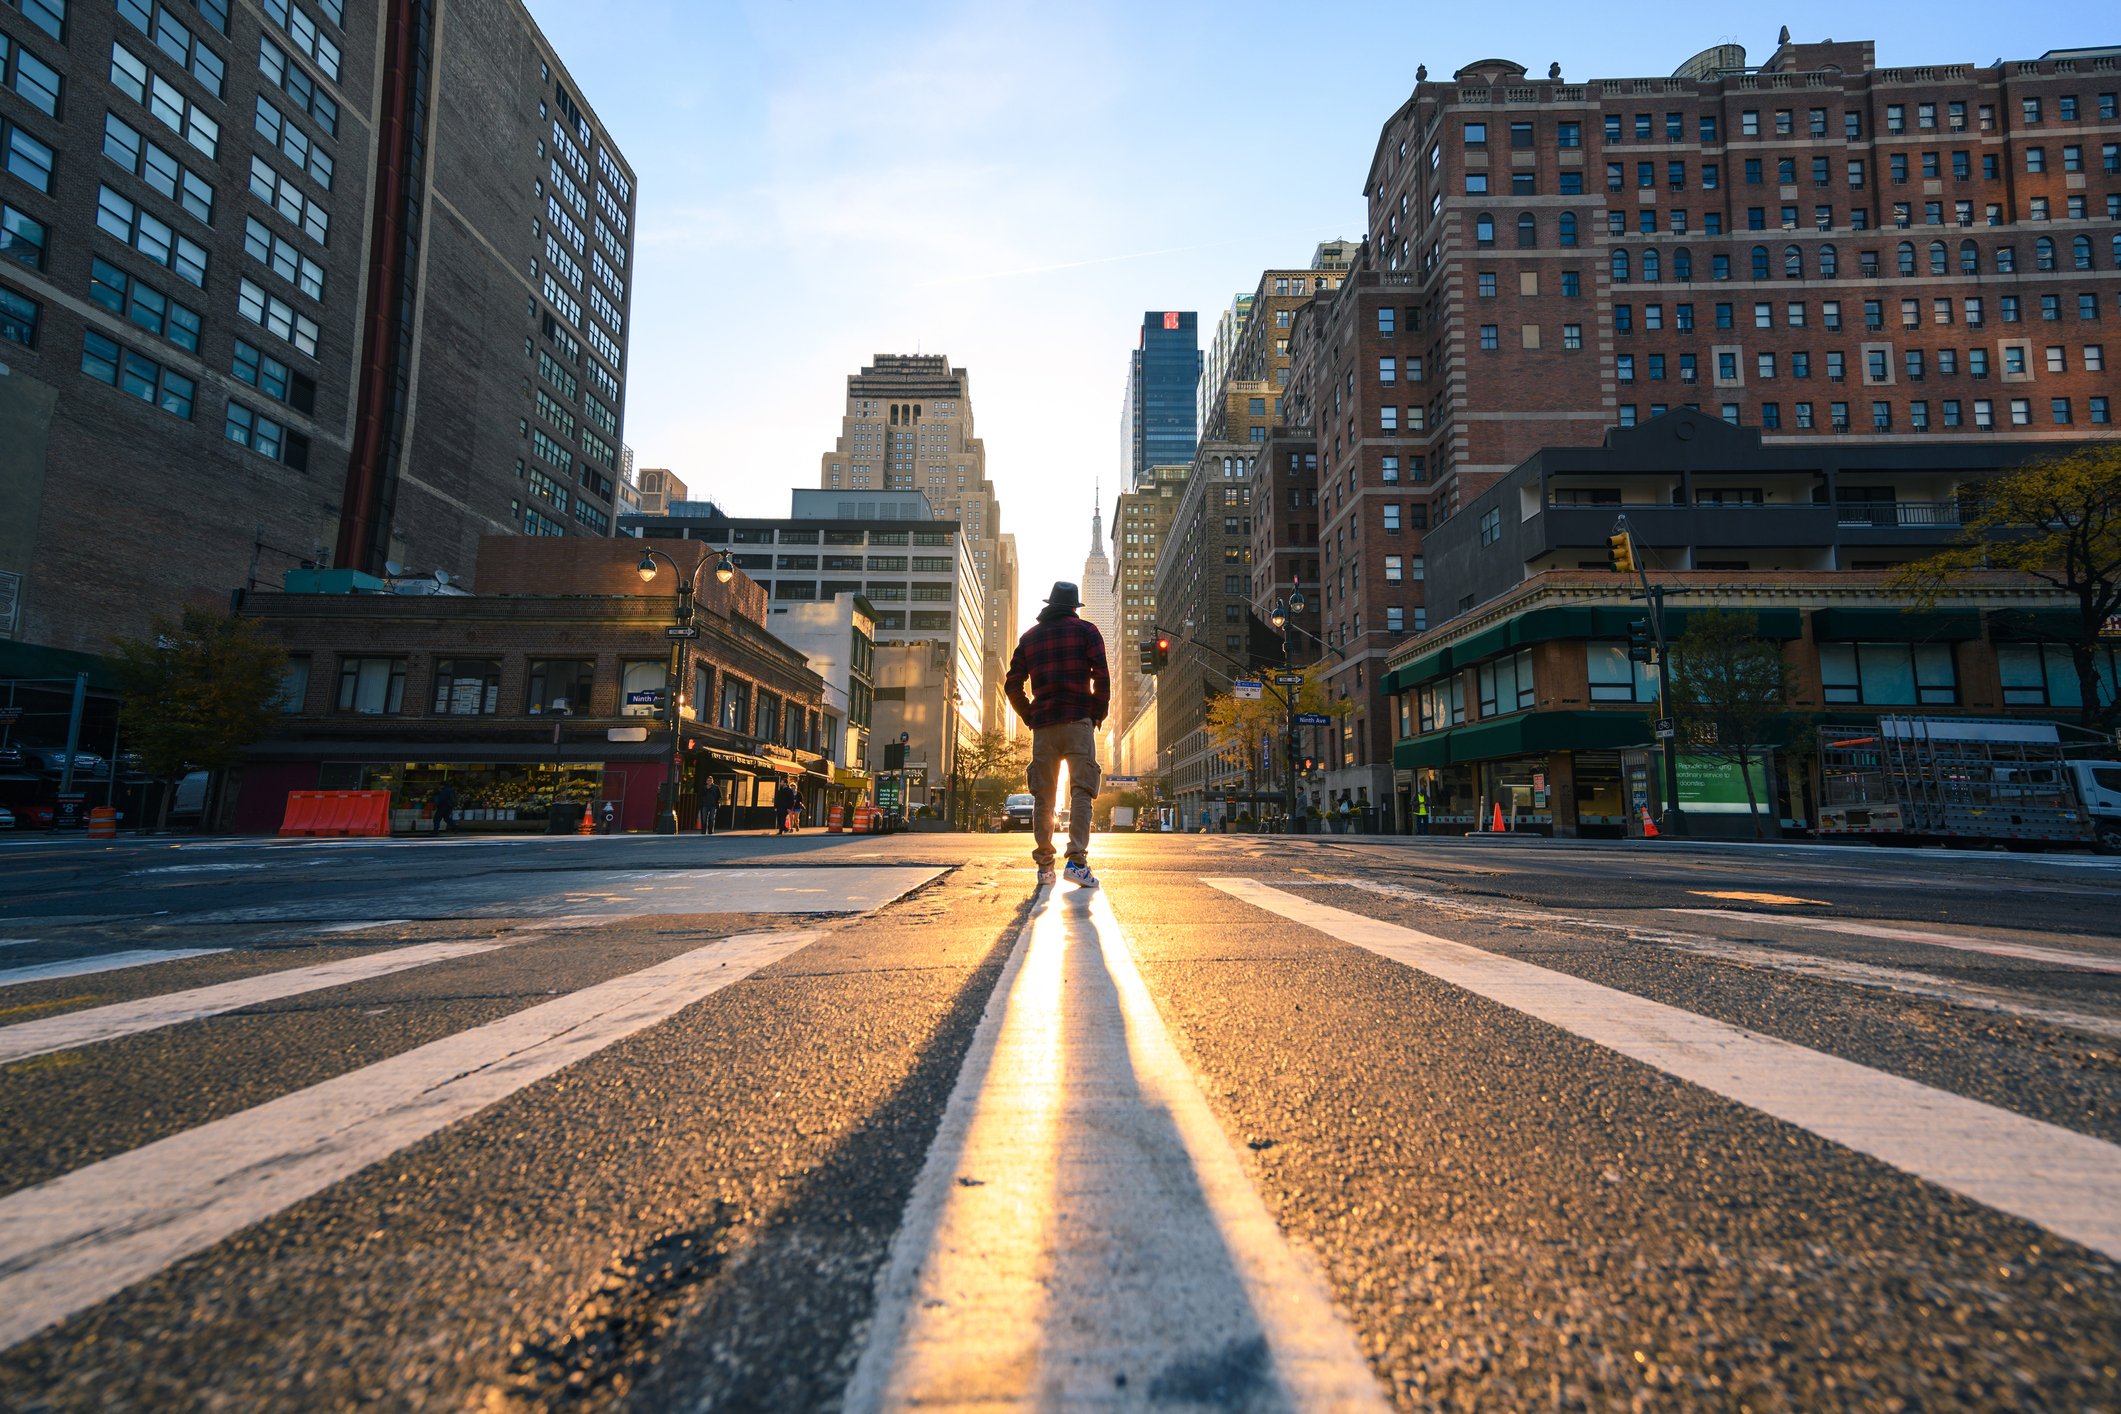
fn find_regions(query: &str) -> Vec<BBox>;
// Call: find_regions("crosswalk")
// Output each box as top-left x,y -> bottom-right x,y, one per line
1,861 -> 2115,1404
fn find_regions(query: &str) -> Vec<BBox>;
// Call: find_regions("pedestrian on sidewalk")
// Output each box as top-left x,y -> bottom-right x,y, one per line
430,782 -> 457,835
699,779 -> 719,836
1004,581 -> 1109,890
773,780 -> 798,835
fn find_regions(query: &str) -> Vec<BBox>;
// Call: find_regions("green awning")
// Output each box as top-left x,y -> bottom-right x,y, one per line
1392,710 -> 1656,769
1985,609 -> 2081,642
1813,609 -> 1980,641
1387,648 -> 1452,692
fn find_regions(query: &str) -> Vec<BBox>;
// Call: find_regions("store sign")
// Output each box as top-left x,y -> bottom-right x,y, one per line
607,727 -> 649,742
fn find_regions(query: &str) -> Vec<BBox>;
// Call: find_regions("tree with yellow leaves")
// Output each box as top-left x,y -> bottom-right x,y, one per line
1203,664 -> 1347,812
1890,442 -> 2121,732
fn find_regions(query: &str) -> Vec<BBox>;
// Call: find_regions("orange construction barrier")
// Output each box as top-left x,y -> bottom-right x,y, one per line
852,804 -> 879,834
1640,807 -> 1661,839
86,806 -> 118,840
826,804 -> 846,833
278,790 -> 391,838
1491,801 -> 1507,833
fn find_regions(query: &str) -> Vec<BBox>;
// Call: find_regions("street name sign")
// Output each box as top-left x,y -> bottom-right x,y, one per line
1273,672 -> 1305,686
664,625 -> 700,639
1295,712 -> 1331,726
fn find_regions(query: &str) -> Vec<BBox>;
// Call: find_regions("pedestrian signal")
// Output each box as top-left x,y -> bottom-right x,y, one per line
1607,531 -> 1637,575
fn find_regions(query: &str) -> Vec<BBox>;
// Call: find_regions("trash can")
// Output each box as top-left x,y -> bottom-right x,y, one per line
546,801 -> 585,834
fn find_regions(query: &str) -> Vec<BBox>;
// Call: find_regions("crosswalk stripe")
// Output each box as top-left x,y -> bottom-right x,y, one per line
0,949 -> 226,989
847,885 -> 1385,1410
0,928 -> 820,1352
1665,908 -> 2121,973
0,941 -> 508,1066
1208,878 -> 2121,1261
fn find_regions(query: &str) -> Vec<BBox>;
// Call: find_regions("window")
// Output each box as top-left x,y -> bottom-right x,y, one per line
1477,271 -> 1497,298
1479,324 -> 1498,350
4,117 -> 54,193
243,216 -> 325,299
238,277 -> 318,355
97,186 -> 209,286
222,399 -> 308,468
110,43 -> 220,156
1475,213 -> 1494,244
1562,323 -> 1582,350
114,1 -> 225,95
337,657 -> 405,715
1560,270 -> 1580,297
257,35 -> 337,135
1477,650 -> 1536,716
1416,679 -> 1464,733
2,29 -> 62,116
1819,643 -> 1956,705
0,201 -> 44,270
254,95 -> 333,188
1588,644 -> 1656,703
80,330 -> 193,417
527,659 -> 594,715
260,0 -> 341,82
1998,643 -> 2120,708
1375,307 -> 1394,335
89,257 -> 202,353
0,282 -> 36,347
431,659 -> 501,715
1478,508 -> 1501,545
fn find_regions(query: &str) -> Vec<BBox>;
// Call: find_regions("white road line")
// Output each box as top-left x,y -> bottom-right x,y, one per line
0,941 -> 507,1066
0,928 -> 819,1351
1209,878 -> 2121,1261
0,949 -> 226,989
848,886 -> 1385,1411
1317,877 -> 2121,1042
305,919 -> 412,935
1666,909 -> 2121,974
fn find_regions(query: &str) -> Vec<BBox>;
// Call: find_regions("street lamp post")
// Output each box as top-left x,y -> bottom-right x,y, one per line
637,544 -> 735,834
945,682 -> 962,831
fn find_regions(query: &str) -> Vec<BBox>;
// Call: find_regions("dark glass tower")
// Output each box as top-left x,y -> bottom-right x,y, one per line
1127,311 -> 1200,486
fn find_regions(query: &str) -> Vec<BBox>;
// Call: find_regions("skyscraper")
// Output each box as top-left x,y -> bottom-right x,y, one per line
0,0 -> 637,662
1124,311 -> 1200,487
816,354 -> 1011,731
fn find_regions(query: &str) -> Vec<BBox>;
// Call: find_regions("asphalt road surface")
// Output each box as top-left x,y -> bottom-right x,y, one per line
1,827 -> 2116,1411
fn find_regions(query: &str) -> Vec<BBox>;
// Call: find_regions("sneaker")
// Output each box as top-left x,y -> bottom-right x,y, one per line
1036,867 -> 1057,887
1063,859 -> 1098,889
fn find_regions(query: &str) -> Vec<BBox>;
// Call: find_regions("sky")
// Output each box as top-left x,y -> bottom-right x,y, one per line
523,0 -> 2111,629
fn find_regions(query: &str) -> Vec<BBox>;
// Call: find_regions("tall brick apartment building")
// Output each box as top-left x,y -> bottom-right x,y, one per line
1286,32 -> 2121,816
0,0 -> 635,669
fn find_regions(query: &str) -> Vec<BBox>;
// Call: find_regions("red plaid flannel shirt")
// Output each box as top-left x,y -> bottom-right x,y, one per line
1005,614 -> 1110,730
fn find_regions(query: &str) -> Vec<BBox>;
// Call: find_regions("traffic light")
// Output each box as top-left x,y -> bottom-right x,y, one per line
882,743 -> 906,771
1607,531 -> 1637,575
1627,618 -> 1655,664
1141,632 -> 1171,674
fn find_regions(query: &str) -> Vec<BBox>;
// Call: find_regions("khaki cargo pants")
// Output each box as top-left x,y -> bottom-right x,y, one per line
1028,718 -> 1100,869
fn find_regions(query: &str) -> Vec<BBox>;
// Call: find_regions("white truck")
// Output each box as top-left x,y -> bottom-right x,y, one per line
1817,715 -> 2121,852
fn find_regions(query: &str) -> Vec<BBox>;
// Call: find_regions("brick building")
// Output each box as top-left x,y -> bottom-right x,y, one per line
1151,445 -> 1256,822
233,536 -> 826,835
1287,31 -> 2121,822
1110,461 -> 1187,751
1382,411 -> 2105,835
1,0 -> 635,669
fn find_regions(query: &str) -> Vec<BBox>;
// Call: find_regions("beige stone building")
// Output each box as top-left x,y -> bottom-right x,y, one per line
817,355 -> 1013,734
634,467 -> 689,515
1111,462 -> 1190,755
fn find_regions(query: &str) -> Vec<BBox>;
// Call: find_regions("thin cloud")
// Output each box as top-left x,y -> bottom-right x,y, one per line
915,241 -> 1227,289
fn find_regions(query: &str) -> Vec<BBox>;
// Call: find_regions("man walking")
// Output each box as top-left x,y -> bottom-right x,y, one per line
1004,581 -> 1109,889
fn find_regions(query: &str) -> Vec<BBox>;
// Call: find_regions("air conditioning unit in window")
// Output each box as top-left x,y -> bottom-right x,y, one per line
1680,369 -> 1697,382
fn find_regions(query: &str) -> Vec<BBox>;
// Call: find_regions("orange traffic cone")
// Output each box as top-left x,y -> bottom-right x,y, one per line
1491,801 -> 1507,833
577,803 -> 596,835
1640,807 -> 1660,839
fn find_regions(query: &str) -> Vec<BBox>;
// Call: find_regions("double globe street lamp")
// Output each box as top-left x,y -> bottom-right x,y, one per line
636,546 -> 735,833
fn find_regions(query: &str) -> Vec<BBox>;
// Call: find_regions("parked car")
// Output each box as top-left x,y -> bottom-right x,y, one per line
1002,793 -> 1035,830
0,805 -> 14,830
25,747 -> 108,779
167,770 -> 210,824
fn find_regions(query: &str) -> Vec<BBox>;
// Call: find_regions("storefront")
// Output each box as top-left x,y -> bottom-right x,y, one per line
231,741 -> 672,834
